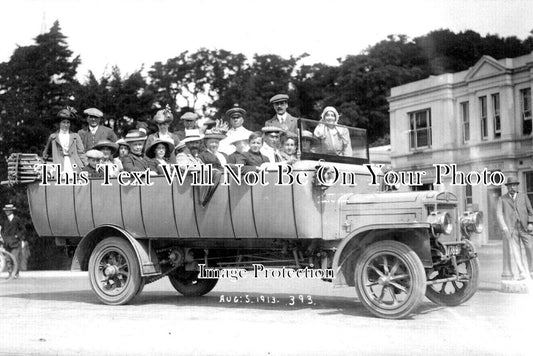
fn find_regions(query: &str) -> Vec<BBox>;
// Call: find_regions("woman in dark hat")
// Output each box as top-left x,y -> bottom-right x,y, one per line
145,138 -> 175,175
199,130 -> 228,169
116,138 -> 130,159
42,106 -> 85,174
146,105 -> 180,164
94,139 -> 122,177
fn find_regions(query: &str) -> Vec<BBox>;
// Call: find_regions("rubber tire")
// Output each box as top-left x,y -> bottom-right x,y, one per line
354,240 -> 426,319
88,237 -> 141,305
426,256 -> 480,306
168,270 -> 218,297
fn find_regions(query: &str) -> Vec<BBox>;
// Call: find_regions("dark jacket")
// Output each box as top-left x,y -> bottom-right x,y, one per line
227,151 -> 247,165
82,165 -> 104,178
497,192 -> 533,231
1,215 -> 25,249
242,151 -> 269,167
121,153 -> 157,172
78,126 -> 117,151
198,151 -> 227,169
264,113 -> 298,134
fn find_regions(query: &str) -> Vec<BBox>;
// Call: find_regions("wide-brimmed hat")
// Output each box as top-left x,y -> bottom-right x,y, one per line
269,94 -> 289,104
124,129 -> 148,143
83,108 -> 103,118
93,140 -> 119,156
225,104 -> 246,119
505,176 -> 520,186
227,131 -> 250,145
181,129 -> 203,143
153,106 -> 174,124
57,106 -> 78,120
116,138 -> 129,147
86,149 -> 104,159
145,139 -> 175,159
203,130 -> 227,141
262,126 -> 284,134
175,141 -> 187,152
3,204 -> 16,211
301,130 -> 318,142
180,112 -> 198,121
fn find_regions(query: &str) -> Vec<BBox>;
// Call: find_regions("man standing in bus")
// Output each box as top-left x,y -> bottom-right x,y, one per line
265,94 -> 298,134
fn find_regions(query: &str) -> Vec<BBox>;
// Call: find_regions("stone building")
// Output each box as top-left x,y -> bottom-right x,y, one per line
388,52 -> 533,245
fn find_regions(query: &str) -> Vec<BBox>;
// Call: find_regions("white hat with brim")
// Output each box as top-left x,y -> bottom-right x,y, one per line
86,149 -> 104,159
3,204 -> 16,211
227,131 -> 250,145
124,129 -> 148,143
261,126 -> 284,134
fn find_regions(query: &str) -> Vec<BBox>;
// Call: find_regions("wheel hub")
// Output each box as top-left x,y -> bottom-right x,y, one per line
104,264 -> 119,277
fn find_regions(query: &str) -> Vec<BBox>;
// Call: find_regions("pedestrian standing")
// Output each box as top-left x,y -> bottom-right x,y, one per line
0,204 -> 27,277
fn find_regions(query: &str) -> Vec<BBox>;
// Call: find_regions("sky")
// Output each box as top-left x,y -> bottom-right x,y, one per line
0,0 -> 532,81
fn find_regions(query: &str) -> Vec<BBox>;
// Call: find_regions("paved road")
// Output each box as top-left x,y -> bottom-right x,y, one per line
0,250 -> 531,356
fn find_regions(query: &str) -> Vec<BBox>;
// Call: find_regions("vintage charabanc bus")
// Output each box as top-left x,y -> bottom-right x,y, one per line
9,118 -> 483,319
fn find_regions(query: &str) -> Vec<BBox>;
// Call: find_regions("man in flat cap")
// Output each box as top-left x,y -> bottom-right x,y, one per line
176,112 -> 200,141
496,176 -> 533,280
260,126 -> 284,163
78,108 -> 118,151
219,104 -> 253,155
0,204 -> 26,278
82,149 -> 105,178
265,94 -> 298,134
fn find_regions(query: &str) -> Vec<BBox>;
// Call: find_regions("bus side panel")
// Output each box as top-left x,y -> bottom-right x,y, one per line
229,182 -> 257,238
92,179 -> 123,228
172,177 -> 199,238
141,177 -> 178,238
195,184 -> 234,238
253,169 -> 298,239
292,173 -> 322,239
47,185 -> 78,236
120,185 -> 146,238
74,184 -> 94,236
27,183 -> 52,236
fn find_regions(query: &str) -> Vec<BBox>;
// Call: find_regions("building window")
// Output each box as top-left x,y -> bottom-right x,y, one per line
491,93 -> 501,138
465,184 -> 473,210
411,183 -> 434,191
525,171 -> 533,204
460,101 -> 470,142
521,88 -> 532,135
479,96 -> 488,140
409,109 -> 432,150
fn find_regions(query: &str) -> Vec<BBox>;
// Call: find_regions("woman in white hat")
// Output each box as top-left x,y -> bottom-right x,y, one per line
42,107 -> 85,174
145,138 -> 175,175
94,139 -> 122,177
226,131 -> 250,164
314,106 -> 352,156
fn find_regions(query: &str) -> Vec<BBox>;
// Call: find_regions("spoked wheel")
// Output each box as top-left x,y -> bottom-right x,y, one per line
88,237 -> 141,305
0,250 -> 18,283
426,247 -> 480,306
354,241 -> 426,319
168,268 -> 218,297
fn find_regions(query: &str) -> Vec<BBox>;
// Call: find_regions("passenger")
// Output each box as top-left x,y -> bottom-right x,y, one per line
199,130 -> 228,169
145,138 -> 175,175
176,112 -> 199,141
145,105 -> 180,164
77,108 -> 117,151
260,127 -> 284,163
121,129 -> 157,173
93,140 -> 122,177
300,130 -> 319,154
218,104 -> 253,155
82,149 -> 105,178
280,133 -> 298,164
243,132 -> 269,168
175,130 -> 204,168
265,94 -> 298,134
116,138 -> 130,159
42,107 -> 85,174
314,106 -> 352,156
226,131 -> 250,165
